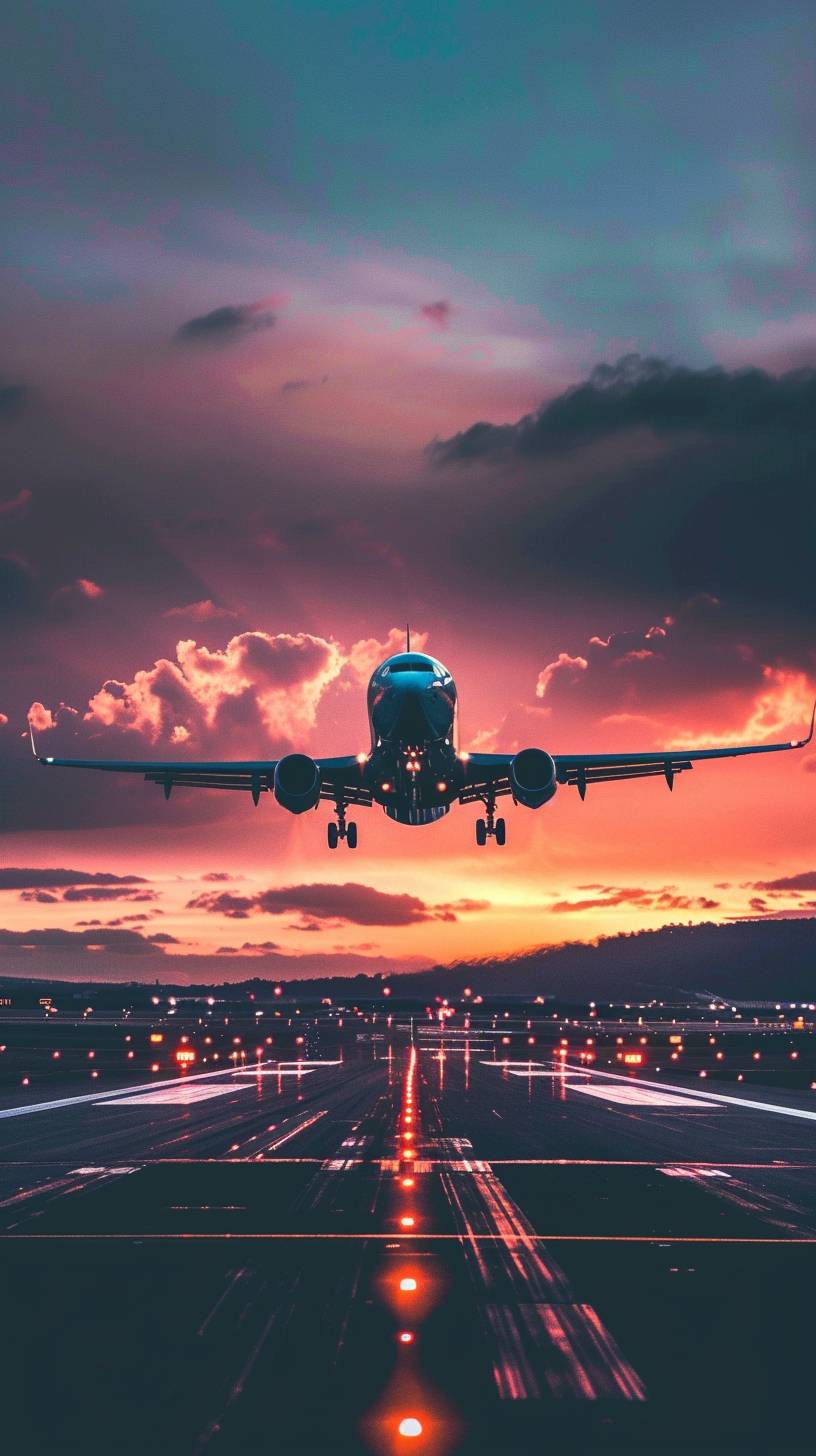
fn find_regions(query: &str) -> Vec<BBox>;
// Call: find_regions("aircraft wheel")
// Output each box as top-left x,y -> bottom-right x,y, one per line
327,822 -> 339,849
495,817 -> 506,846
346,821 -> 358,849
475,818 -> 487,846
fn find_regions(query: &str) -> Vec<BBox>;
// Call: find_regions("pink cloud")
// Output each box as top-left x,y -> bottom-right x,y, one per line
420,300 -> 453,328
163,599 -> 238,622
535,652 -> 588,699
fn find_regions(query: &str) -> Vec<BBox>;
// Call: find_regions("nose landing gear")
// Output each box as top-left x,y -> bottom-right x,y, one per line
475,791 -> 506,846
328,797 -> 357,849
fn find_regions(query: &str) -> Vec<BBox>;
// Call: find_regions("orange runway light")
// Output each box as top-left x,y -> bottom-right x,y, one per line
398,1417 -> 423,1439
623,1052 -> 643,1065
401,1177 -> 415,1189
400,1216 -> 415,1229
398,1331 -> 414,1344
399,1277 -> 417,1292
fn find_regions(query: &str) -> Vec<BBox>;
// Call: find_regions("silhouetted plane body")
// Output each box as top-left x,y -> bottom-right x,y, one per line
30,634 -> 815,849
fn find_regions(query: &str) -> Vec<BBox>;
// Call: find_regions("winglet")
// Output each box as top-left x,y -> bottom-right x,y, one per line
802,697 -> 816,748
406,622 -> 411,653
27,718 -> 38,758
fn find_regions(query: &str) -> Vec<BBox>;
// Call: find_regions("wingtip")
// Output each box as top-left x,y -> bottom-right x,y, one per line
27,718 -> 50,765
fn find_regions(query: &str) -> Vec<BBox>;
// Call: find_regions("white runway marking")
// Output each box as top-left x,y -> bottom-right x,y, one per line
506,1070 -> 579,1078
232,1068 -> 318,1077
0,1060 -> 277,1121
99,1084 -> 251,1106
551,1061 -> 816,1124
660,1167 -> 732,1179
572,1085 -> 717,1109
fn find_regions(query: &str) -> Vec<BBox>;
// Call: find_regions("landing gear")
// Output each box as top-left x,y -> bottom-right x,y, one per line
475,793 -> 506,846
328,797 -> 358,849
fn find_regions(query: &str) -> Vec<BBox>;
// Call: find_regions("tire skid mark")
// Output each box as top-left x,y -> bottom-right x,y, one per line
431,1093 -> 646,1402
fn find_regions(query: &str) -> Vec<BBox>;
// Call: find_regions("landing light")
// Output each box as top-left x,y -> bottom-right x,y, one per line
356,752 -> 367,765
436,781 -> 447,792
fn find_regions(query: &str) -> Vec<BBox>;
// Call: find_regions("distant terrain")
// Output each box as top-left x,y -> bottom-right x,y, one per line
1,918 -> 814,1003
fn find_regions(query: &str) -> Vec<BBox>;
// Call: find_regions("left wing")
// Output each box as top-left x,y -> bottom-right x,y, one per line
30,730 -> 372,808
461,701 -> 816,802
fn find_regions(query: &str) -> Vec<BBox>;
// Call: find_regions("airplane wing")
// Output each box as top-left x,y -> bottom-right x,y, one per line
29,728 -> 372,808
461,701 -> 816,802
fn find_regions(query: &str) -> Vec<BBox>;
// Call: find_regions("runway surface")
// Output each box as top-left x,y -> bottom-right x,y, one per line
3,1030 -> 816,1454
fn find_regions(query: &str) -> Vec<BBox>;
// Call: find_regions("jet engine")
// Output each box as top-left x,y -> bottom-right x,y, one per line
274,754 -> 322,814
509,748 -> 557,808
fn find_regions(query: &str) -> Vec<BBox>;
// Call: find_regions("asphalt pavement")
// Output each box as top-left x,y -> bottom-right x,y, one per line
3,1032 -> 816,1454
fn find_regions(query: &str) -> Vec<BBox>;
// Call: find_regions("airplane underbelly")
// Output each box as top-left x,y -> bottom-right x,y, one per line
383,802 -> 450,826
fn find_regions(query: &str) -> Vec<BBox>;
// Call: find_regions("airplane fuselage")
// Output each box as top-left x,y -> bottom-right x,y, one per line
366,651 -> 463,825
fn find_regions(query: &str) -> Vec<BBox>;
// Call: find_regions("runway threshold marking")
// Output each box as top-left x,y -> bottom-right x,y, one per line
0,1059 -> 279,1120
99,1084 -> 254,1106
540,1060 -> 816,1124
571,1085 -> 717,1109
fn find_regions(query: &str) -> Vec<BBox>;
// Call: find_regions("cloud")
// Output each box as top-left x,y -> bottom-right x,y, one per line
175,302 -> 276,345
754,871 -> 816,892
429,354 -> 816,465
0,926 -> 170,954
0,488 -> 32,517
187,881 -> 485,926
420,300 -> 452,328
0,868 -> 148,890
535,651 -> 588,700
163,599 -> 238,622
346,626 -> 429,684
40,629 -> 345,750
0,555 -> 36,617
279,375 -> 329,394
0,382 -> 30,420
551,884 -> 720,914
216,941 -> 281,955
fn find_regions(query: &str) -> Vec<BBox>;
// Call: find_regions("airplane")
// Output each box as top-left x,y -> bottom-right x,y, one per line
30,630 -> 815,849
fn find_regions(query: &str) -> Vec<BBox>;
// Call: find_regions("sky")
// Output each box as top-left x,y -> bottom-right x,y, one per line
1,1 -> 815,982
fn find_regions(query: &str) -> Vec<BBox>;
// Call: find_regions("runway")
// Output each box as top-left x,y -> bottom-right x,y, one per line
3,1029 -> 816,1453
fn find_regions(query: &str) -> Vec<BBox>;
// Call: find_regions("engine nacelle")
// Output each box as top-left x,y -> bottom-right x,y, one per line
509,748 -> 557,809
274,753 -> 321,814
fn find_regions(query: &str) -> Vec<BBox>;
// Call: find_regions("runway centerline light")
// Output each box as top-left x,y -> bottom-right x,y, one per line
401,1177 -> 415,1189
399,1277 -> 417,1292
399,1331 -> 414,1344
398,1417 -> 423,1439
400,1216 -> 415,1228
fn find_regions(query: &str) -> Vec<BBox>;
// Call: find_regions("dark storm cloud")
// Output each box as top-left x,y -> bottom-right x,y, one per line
0,555 -> 36,616
424,355 -> 816,623
175,303 -> 276,345
0,868 -> 147,890
187,882 -> 483,926
429,355 -> 816,465
0,382 -> 30,420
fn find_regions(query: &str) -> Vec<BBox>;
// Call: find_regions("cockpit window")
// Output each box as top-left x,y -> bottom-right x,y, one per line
388,658 -> 435,673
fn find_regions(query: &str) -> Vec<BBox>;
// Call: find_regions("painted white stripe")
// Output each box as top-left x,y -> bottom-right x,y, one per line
549,1061 -> 816,1124
232,1068 -> 318,1077
572,1085 -> 716,1108
0,1059 -> 277,1121
99,1084 -> 252,1106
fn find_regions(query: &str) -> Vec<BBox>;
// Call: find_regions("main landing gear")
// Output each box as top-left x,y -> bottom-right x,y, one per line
475,791 -> 506,846
328,798 -> 357,849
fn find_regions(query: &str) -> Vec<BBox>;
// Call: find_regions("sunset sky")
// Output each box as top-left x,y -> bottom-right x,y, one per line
1,1 -> 815,981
